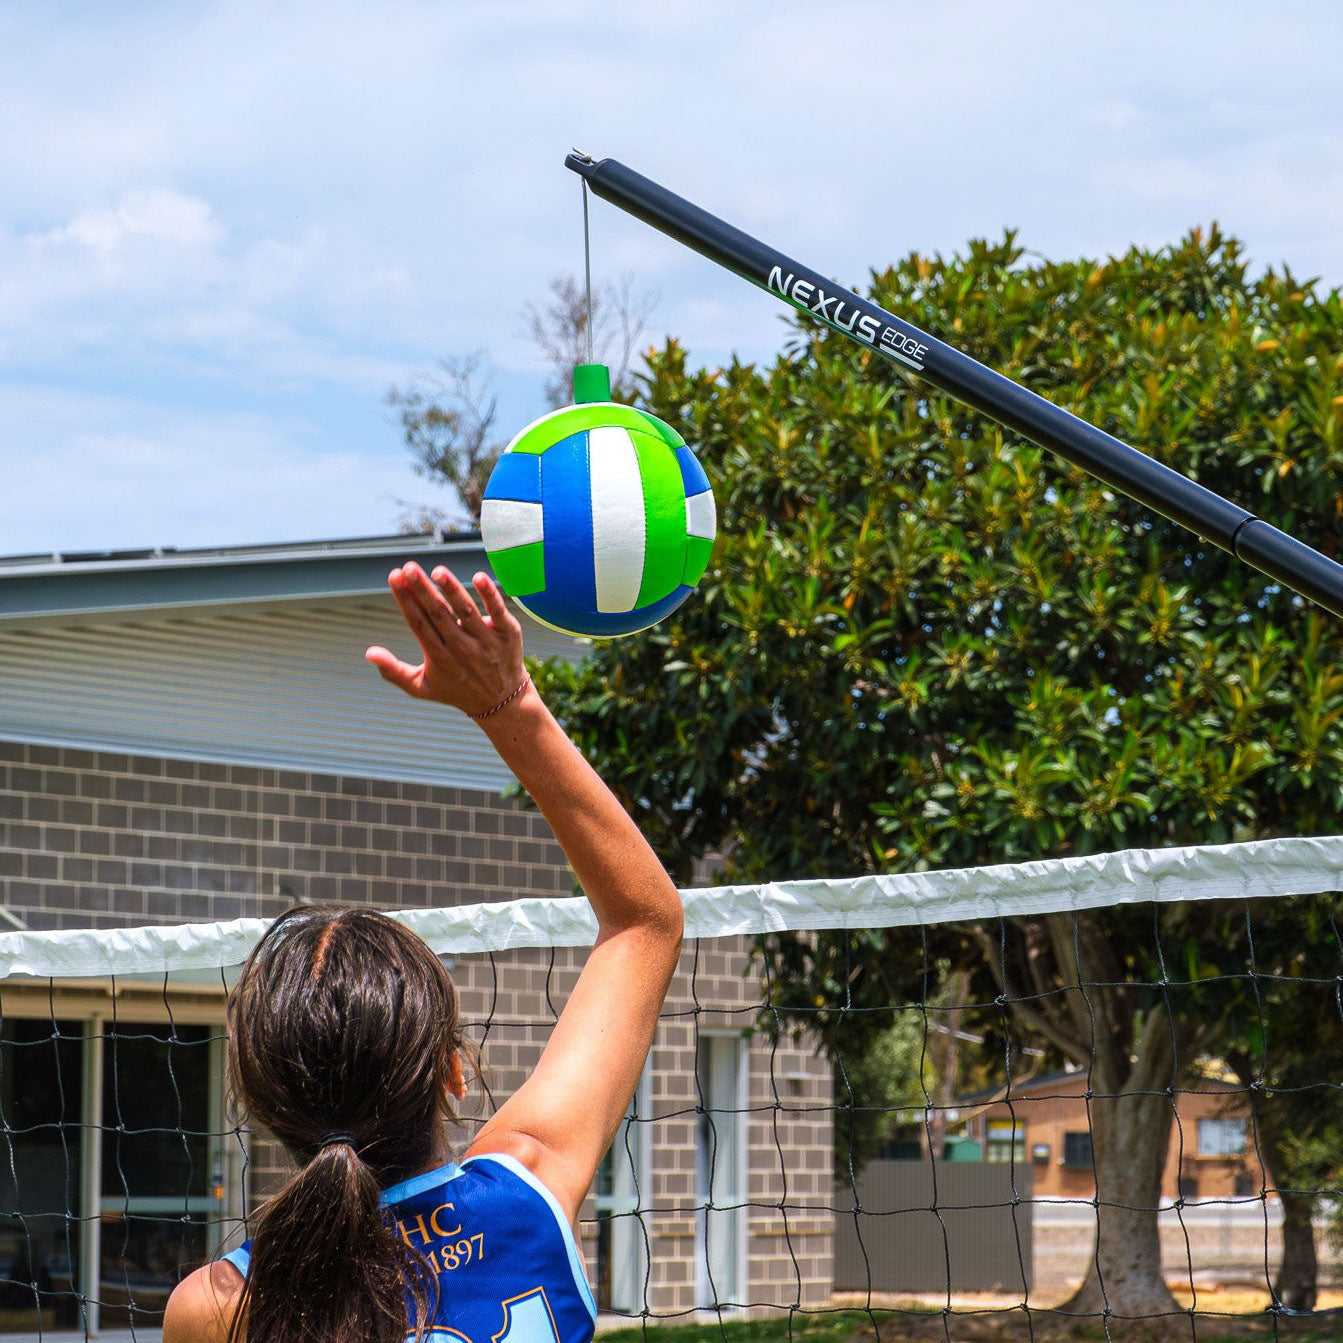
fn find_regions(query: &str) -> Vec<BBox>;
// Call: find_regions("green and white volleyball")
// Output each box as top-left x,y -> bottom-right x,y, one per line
480,403 -> 717,638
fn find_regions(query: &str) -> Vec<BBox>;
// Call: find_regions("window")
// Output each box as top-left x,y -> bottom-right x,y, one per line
984,1120 -> 1025,1164
595,1069 -> 650,1313
695,1035 -> 745,1308
1062,1131 -> 1093,1170
0,1003 -> 240,1338
1177,1174 -> 1199,1202
0,1019 -> 83,1332
1197,1118 -> 1246,1157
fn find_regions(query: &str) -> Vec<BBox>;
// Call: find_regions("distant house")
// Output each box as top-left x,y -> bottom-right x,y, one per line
950,1070 -> 1264,1202
0,533 -> 832,1332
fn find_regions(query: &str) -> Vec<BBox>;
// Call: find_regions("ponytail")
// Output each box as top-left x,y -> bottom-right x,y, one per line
226,907 -> 464,1343
226,1142 -> 434,1343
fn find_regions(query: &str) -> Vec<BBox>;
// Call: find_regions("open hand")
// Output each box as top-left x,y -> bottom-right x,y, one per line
365,562 -> 527,718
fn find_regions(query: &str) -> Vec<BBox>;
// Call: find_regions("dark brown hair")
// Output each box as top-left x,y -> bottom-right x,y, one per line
225,906 -> 464,1343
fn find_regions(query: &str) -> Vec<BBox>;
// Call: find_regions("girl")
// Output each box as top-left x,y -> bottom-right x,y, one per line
164,561 -> 684,1343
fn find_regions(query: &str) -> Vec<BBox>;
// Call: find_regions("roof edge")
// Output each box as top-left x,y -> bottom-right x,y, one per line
0,532 -> 489,622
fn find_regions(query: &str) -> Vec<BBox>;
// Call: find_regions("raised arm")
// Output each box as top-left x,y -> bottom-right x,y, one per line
366,562 -> 684,1225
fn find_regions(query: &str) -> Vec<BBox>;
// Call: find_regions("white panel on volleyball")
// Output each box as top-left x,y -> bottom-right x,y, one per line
686,489 -> 716,540
587,426 -> 647,613
480,498 -> 544,552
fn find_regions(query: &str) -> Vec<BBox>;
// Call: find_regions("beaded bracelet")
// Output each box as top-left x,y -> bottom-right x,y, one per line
467,674 -> 532,722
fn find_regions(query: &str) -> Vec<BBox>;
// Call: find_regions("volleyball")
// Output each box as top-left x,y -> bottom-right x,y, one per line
480,397 -> 716,638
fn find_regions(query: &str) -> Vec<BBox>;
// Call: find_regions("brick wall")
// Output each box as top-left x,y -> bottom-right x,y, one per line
966,1075 -> 1268,1202
0,740 -> 571,930
1,737 -> 835,1317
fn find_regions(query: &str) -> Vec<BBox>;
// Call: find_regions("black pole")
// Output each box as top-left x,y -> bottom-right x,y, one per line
565,151 -> 1343,620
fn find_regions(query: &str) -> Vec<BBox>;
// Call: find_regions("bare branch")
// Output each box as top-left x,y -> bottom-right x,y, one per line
390,500 -> 453,536
385,273 -> 659,533
521,272 -> 660,408
972,924 -> 1090,1066
385,352 -> 504,527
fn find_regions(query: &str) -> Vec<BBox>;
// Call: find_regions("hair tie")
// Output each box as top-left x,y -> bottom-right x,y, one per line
317,1131 -> 357,1151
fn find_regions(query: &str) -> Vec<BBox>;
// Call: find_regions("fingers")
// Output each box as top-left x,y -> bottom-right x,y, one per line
430,565 -> 486,629
385,560 -> 522,664
397,561 -> 484,638
473,571 -> 521,637
390,564 -> 458,651
374,563 -> 526,712
365,646 -> 422,696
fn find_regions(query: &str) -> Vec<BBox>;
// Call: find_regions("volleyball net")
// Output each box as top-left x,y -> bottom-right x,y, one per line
2,836 -> 1342,1339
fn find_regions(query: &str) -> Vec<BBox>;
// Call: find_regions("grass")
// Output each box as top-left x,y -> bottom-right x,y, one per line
595,1305 -> 1343,1343
598,1310 -> 891,1343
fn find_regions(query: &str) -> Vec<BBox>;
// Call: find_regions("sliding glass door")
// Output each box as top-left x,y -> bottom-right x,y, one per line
0,1007 -> 236,1334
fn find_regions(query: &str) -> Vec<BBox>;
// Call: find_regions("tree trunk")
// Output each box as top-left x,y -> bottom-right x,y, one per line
1273,1191 -> 1318,1313
1060,1086 -> 1182,1321
1223,1053 -> 1321,1313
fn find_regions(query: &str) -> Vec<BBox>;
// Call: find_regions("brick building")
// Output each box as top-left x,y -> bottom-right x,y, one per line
954,1070 -> 1264,1203
0,533 -> 833,1334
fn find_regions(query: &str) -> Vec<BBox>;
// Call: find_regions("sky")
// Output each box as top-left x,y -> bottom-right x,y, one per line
1,0 -> 1341,556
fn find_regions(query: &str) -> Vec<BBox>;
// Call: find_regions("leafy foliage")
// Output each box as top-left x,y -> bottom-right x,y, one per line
533,227 -> 1343,1312
832,1012 -> 926,1174
539,228 -> 1343,885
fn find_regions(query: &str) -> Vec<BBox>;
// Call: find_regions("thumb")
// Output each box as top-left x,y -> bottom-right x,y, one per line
365,646 -> 421,696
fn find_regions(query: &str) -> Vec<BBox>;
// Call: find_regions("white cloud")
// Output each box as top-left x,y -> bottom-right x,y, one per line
54,189 -> 223,255
0,383 -> 461,554
0,190 -> 420,393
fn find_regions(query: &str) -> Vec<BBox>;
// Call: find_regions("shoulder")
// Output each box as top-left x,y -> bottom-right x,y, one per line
464,1132 -> 580,1233
465,1130 -> 546,1176
164,1261 -> 245,1343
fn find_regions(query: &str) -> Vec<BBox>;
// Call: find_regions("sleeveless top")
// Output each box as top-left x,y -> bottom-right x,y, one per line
221,1154 -> 598,1343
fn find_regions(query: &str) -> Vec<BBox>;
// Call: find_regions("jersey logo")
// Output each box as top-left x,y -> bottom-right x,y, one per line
493,1288 -> 561,1343
416,1287 -> 562,1343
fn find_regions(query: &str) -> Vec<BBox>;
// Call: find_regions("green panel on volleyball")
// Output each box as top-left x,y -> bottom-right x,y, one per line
683,533 -> 714,587
509,404 -> 684,456
633,429 -> 689,607
631,408 -> 685,451
489,541 -> 546,596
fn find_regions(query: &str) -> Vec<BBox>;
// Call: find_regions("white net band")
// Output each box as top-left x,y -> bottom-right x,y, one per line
5,833 -> 1342,980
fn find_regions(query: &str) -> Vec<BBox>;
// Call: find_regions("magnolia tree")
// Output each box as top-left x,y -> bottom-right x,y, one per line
530,229 -> 1343,1323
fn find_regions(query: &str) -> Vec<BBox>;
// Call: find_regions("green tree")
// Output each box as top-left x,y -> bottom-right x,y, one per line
534,228 -> 1343,1323
827,965 -> 993,1175
833,1012 -> 926,1174
1221,896 -> 1343,1312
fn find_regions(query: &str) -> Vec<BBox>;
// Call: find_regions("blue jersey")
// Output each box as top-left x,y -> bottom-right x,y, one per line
221,1154 -> 597,1343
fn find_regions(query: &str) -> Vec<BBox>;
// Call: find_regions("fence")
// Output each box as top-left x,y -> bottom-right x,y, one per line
834,1160 -> 1033,1296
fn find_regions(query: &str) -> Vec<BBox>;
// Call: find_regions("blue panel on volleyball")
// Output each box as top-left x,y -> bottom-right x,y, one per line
675,447 -> 711,498
518,584 -> 694,638
482,452 -> 543,504
539,431 -> 597,613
